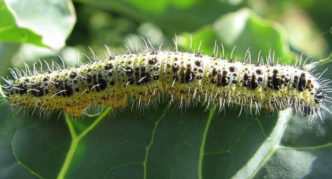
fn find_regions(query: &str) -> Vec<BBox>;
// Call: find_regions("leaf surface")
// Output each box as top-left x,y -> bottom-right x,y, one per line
0,0 -> 75,49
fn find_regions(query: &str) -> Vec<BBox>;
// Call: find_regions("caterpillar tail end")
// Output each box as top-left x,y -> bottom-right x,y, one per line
0,83 -> 7,98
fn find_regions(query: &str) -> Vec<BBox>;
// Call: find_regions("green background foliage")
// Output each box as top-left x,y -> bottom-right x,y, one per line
0,0 -> 332,178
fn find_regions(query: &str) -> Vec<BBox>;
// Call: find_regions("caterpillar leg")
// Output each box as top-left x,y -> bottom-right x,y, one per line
64,107 -> 85,117
265,103 -> 275,115
62,102 -> 90,117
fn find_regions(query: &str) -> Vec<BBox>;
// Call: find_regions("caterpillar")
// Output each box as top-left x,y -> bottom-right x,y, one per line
0,44 -> 331,119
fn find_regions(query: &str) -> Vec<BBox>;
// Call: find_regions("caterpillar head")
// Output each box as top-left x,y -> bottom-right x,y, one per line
309,86 -> 331,119
314,88 -> 325,105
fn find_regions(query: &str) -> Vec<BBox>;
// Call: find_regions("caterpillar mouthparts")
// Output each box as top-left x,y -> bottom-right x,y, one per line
1,49 -> 331,119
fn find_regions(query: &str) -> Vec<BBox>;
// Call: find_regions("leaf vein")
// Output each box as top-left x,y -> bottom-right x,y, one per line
142,101 -> 171,179
198,105 -> 216,179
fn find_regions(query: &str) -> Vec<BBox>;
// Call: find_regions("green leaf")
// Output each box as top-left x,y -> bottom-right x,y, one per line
256,115 -> 332,178
0,0 -> 76,49
76,0 -> 240,34
1,98 -> 290,178
178,9 -> 293,63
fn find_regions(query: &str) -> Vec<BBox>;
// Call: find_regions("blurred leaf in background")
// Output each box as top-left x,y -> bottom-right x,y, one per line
0,0 -> 76,49
0,0 -> 332,178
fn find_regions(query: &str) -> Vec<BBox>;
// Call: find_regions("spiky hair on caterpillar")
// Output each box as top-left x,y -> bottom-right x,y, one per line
0,42 -> 331,120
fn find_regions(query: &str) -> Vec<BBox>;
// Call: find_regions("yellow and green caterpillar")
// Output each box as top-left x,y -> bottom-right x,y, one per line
1,50 -> 330,118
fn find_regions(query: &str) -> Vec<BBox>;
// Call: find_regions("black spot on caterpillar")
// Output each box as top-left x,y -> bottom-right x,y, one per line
1,45 -> 331,119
